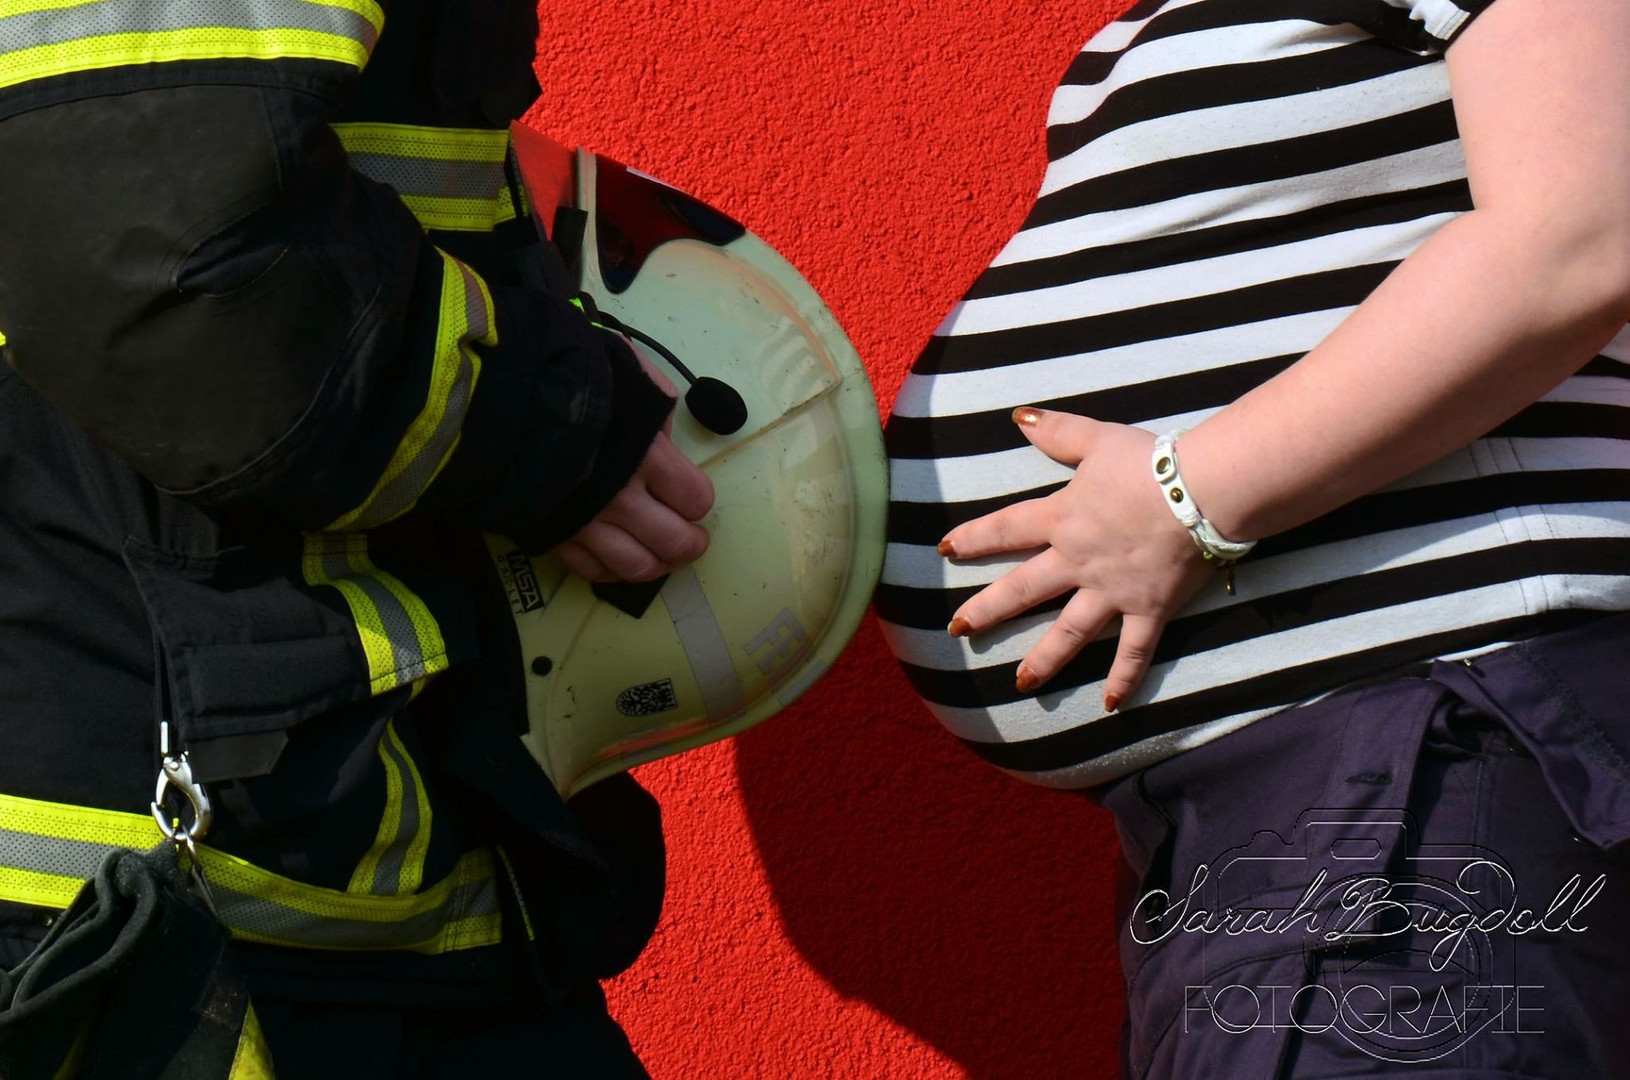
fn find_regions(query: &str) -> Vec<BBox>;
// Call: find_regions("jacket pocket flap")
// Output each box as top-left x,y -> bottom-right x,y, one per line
122,537 -> 367,743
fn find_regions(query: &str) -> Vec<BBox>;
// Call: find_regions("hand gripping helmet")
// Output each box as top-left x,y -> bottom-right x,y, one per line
488,124 -> 887,798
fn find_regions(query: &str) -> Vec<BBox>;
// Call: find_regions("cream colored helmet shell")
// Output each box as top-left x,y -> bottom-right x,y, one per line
487,138 -> 887,798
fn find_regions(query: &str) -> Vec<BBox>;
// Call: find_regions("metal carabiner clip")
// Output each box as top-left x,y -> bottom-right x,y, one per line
151,721 -> 212,855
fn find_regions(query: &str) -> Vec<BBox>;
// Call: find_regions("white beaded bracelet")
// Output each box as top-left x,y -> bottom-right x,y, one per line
1151,432 -> 1255,593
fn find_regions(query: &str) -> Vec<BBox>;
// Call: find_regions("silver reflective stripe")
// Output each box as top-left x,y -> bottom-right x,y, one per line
370,727 -> 420,895
342,260 -> 481,529
0,0 -> 381,56
0,829 -> 122,880
312,535 -> 427,682
776,658 -> 828,708
209,878 -> 498,949
0,827 -> 498,950
347,153 -> 505,201
351,573 -> 427,683
461,260 -> 490,340
661,567 -> 745,718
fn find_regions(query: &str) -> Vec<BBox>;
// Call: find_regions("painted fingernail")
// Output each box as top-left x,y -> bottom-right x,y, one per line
937,537 -> 957,557
1012,406 -> 1043,426
947,616 -> 972,637
1016,665 -> 1040,694
1104,693 -> 1121,712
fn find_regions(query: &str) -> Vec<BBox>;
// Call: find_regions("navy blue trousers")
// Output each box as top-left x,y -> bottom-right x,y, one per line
1095,610 -> 1630,1079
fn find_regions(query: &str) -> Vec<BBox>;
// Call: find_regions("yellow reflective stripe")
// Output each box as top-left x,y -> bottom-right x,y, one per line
336,578 -> 398,693
7,0 -> 107,17
200,847 -> 485,925
302,535 -> 396,694
332,122 -> 508,162
495,846 -> 536,942
0,793 -> 503,955
302,533 -> 449,696
0,30 -> 365,91
346,717 -> 405,895
438,914 -> 503,951
0,853 -> 503,955
206,847 -> 503,954
198,844 -> 465,920
396,193 -> 511,233
325,252 -> 492,530
52,1019 -> 90,1080
468,263 -> 499,347
0,0 -> 384,91
229,1004 -> 275,1080
331,123 -> 516,233
498,179 -> 524,224
2,0 -> 382,26
298,0 -> 385,33
0,864 -> 86,909
346,718 -> 431,896
0,791 -> 159,847
392,723 -> 432,894
341,541 -> 443,682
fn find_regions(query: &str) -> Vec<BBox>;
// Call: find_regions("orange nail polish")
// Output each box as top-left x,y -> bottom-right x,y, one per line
947,617 -> 971,637
937,538 -> 956,557
1016,666 -> 1040,694
1012,406 -> 1042,426
1104,693 -> 1121,712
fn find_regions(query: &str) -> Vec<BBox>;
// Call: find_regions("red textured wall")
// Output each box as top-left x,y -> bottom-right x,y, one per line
528,3 -> 1131,1076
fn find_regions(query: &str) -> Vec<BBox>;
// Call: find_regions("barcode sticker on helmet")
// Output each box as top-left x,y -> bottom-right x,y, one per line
616,678 -> 680,718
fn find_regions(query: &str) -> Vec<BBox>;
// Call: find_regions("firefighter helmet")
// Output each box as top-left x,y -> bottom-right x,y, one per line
488,125 -> 887,797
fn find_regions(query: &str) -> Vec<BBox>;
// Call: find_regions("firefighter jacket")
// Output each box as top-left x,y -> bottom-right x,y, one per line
0,0 -> 672,1000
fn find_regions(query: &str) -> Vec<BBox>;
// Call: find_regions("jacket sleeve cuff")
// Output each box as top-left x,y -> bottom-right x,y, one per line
421,286 -> 675,550
512,328 -> 676,554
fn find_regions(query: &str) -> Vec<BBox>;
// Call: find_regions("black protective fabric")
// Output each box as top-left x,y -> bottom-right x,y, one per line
251,987 -> 650,1080
0,846 -> 249,1080
0,0 -> 671,544
416,543 -> 669,985
421,291 -> 679,555
0,0 -> 669,1044
0,85 -> 328,496
0,91 -> 670,544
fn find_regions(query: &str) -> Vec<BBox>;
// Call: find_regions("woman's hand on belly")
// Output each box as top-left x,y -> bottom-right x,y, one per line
939,407 -> 1215,711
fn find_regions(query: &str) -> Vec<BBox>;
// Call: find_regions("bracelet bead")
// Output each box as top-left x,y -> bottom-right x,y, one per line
1151,432 -> 1255,593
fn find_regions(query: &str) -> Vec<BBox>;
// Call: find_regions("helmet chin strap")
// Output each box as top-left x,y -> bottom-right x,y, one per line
572,292 -> 750,436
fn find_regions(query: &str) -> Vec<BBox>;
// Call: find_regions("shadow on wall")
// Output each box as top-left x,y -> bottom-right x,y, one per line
736,616 -> 1127,1080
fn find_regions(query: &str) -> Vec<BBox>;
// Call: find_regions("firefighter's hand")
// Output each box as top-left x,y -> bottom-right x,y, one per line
553,433 -> 713,583
552,343 -> 715,583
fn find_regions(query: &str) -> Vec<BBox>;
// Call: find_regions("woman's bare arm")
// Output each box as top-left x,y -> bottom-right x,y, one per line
1181,0 -> 1630,542
943,0 -> 1630,706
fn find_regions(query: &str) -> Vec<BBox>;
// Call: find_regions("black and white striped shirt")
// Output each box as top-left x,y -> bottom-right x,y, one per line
880,0 -> 1630,788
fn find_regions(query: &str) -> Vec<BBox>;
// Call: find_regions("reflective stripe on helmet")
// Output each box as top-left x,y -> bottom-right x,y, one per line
347,716 -> 433,896
0,0 -> 384,90
324,250 -> 494,531
301,532 -> 450,695
0,792 -> 502,953
661,567 -> 746,719
332,123 -> 523,233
